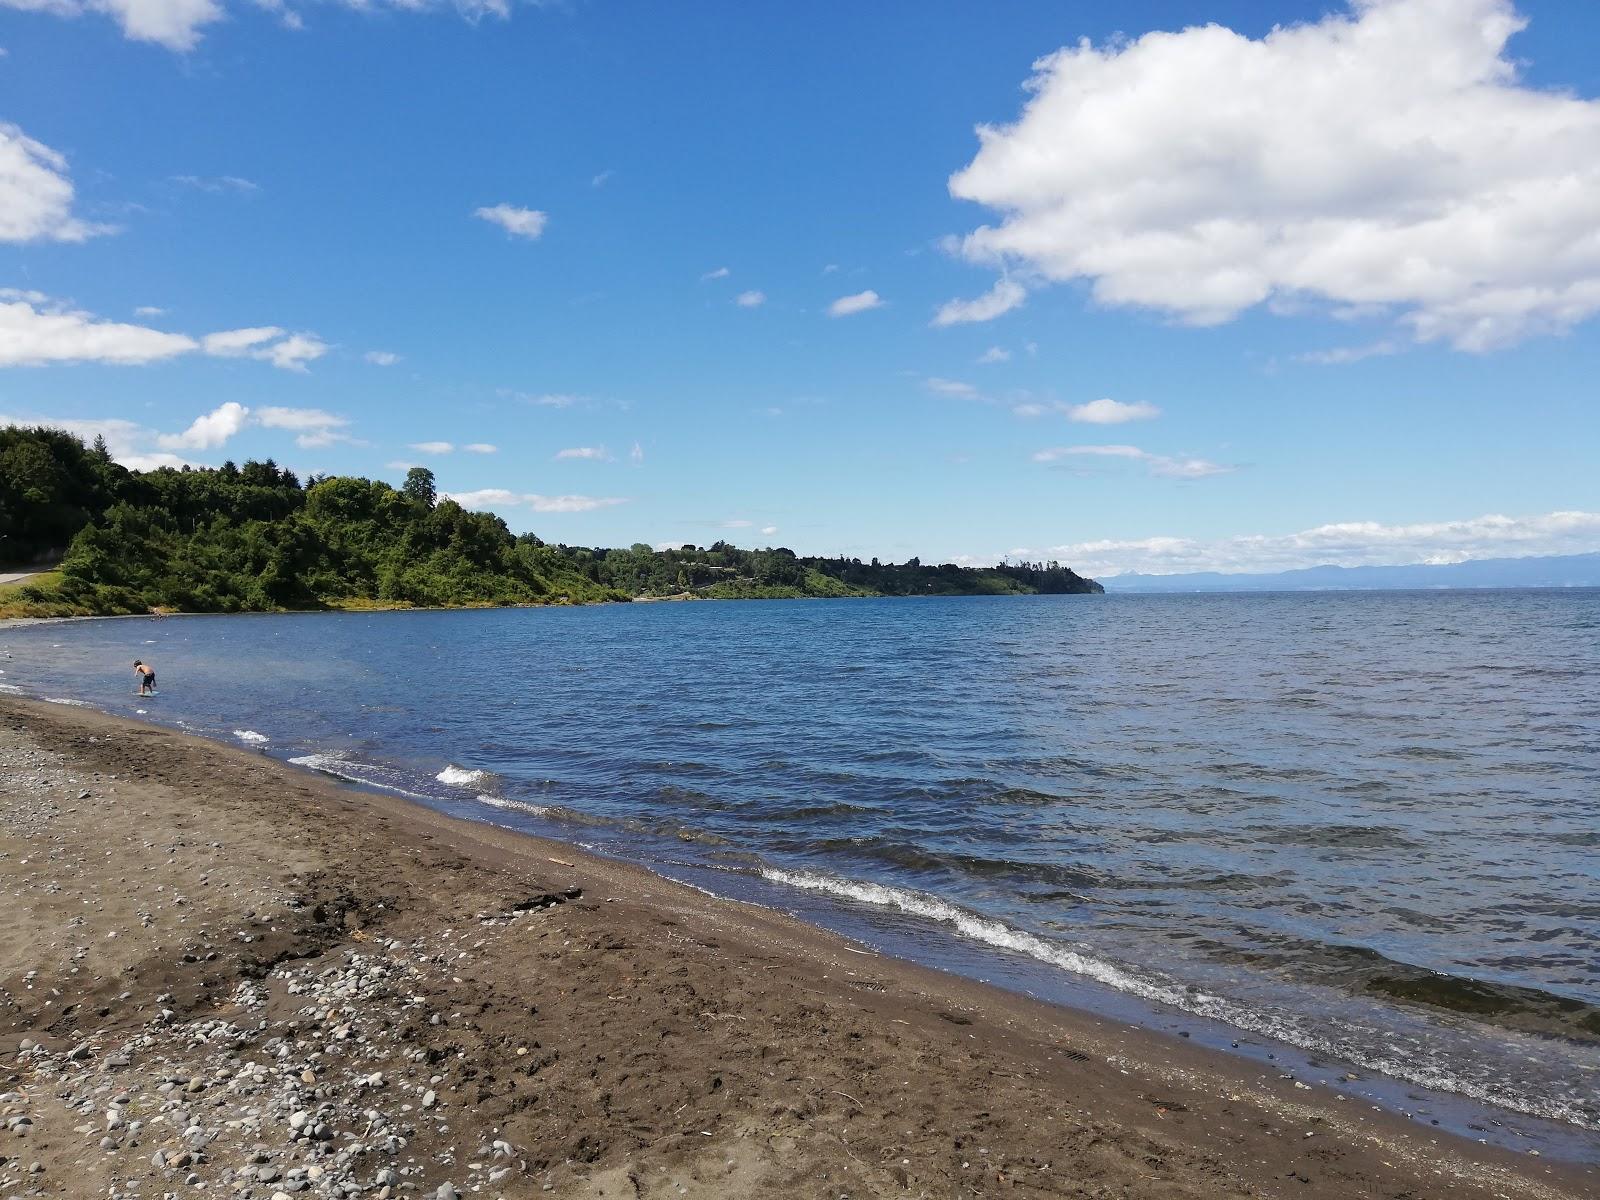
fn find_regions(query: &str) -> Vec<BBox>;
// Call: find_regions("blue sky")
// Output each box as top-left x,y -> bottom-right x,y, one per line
3,0 -> 1600,576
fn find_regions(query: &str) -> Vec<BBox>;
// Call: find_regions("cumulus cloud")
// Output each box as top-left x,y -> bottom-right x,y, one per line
1035,510 -> 1600,577
157,401 -> 249,450
1067,398 -> 1160,424
364,350 -> 399,366
0,0 -> 226,50
555,445 -> 611,461
200,325 -> 327,371
828,289 -> 883,317
1033,444 -> 1232,479
931,279 -> 1025,327
0,294 -> 196,366
474,203 -> 547,239
735,290 -> 766,308
446,490 -> 627,514
258,406 -> 355,448
761,524 -> 779,536
948,0 -> 1600,351
0,123 -> 110,243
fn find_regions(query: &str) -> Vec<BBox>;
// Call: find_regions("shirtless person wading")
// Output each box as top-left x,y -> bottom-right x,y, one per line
134,660 -> 156,695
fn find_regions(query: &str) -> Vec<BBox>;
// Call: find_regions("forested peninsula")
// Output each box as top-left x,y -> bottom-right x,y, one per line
0,425 -> 1101,617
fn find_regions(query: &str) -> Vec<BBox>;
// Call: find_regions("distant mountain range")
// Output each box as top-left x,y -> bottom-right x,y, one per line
1101,552 -> 1600,593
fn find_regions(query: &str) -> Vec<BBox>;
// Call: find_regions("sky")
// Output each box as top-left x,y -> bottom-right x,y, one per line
3,0 -> 1600,578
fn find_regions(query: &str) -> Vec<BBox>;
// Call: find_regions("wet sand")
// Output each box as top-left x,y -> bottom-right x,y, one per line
0,696 -> 1593,1199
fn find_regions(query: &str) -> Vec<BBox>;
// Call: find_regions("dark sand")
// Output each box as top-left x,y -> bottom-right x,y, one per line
0,697 -> 1593,1199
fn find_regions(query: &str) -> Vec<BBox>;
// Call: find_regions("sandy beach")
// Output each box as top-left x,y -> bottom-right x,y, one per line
0,696 -> 1593,1200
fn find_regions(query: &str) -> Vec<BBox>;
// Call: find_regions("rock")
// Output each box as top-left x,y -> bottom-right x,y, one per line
434,1184 -> 458,1200
421,1089 -> 437,1109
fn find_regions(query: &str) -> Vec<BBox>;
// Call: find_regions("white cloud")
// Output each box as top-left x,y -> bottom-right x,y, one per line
515,391 -> 581,408
364,350 -> 399,366
464,442 -> 497,454
257,332 -> 327,372
931,279 -> 1025,327
591,169 -> 613,188
0,295 -> 197,366
258,406 -> 354,448
474,203 -> 547,239
555,445 -> 611,461
0,0 -> 226,50
201,326 -> 281,356
134,305 -> 165,318
1040,510 -> 1600,577
410,441 -> 454,454
721,519 -> 754,529
1067,398 -> 1160,425
828,289 -> 883,317
0,124 -> 110,244
1294,340 -> 1403,366
701,266 -> 730,281
977,346 -> 1011,364
948,0 -> 1600,351
735,290 -> 766,308
1033,443 -> 1232,479
172,174 -> 257,193
629,441 -> 644,463
200,325 -> 327,371
761,525 -> 779,536
924,377 -> 981,399
446,489 -> 627,514
157,401 -> 249,450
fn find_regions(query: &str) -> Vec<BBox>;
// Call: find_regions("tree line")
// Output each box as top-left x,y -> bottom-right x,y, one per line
0,425 -> 1101,616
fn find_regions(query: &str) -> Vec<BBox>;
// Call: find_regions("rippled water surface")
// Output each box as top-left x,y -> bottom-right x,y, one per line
5,592 -> 1598,1142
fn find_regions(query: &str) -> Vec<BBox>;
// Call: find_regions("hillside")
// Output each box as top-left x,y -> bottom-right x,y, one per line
1102,553 -> 1600,592
0,425 -> 1100,616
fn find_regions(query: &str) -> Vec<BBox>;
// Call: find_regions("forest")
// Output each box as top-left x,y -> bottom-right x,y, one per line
0,425 -> 1101,616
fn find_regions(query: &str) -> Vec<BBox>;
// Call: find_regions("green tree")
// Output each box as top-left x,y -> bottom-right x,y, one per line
403,467 -> 437,509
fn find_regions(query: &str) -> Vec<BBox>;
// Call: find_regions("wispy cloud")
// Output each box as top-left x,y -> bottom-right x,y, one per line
828,289 -> 883,317
1032,510 -> 1600,578
924,377 -> 981,400
1033,444 -> 1231,479
446,489 -> 628,514
701,266 -> 730,281
464,442 -> 497,454
977,346 -> 1011,364
555,445 -> 612,461
473,203 -> 548,239
171,174 -> 257,194
410,441 -> 454,454
932,279 -> 1025,327
1294,340 -> 1404,366
591,169 -> 614,188
735,290 -> 766,308
364,350 -> 400,366
1067,398 -> 1160,424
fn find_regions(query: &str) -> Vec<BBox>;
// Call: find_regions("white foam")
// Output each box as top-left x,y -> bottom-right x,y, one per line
757,868 -> 1599,1130
475,794 -> 550,817
288,753 -> 434,802
0,683 -> 22,694
233,730 -> 269,745
43,697 -> 90,707
436,765 -> 485,787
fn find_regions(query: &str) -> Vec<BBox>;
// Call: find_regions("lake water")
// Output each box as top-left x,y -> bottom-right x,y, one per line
4,592 -> 1598,1153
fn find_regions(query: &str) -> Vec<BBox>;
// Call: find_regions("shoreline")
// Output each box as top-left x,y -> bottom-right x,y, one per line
1,695 -> 1594,1199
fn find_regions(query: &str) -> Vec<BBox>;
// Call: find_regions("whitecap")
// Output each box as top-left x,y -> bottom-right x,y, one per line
43,697 -> 91,707
436,764 -> 486,787
475,794 -> 549,817
233,730 -> 269,745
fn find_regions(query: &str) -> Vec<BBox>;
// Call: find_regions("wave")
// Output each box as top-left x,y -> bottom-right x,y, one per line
475,794 -> 551,818
0,683 -> 22,694
757,867 -> 1598,1130
288,753 -> 435,802
44,697 -> 91,707
233,729 -> 269,745
436,764 -> 486,787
